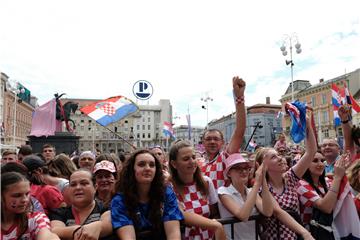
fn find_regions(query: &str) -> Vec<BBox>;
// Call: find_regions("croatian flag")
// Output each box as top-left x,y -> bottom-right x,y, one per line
285,101 -> 307,143
332,176 -> 360,239
331,83 -> 360,127
163,121 -> 175,139
80,96 -> 139,126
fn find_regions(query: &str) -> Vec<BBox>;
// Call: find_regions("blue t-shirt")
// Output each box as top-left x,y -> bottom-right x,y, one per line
111,185 -> 183,233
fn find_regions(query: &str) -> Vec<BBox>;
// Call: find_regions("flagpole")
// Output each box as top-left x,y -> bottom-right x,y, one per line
103,126 -> 136,150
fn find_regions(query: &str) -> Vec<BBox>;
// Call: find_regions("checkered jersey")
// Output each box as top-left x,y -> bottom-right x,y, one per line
175,176 -> 218,240
1,212 -> 50,240
265,168 -> 300,240
201,151 -> 229,190
297,179 -> 329,227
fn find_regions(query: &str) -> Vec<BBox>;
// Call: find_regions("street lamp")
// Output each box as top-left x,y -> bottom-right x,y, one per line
201,95 -> 213,125
6,80 -> 25,147
280,33 -> 302,101
245,122 -> 263,150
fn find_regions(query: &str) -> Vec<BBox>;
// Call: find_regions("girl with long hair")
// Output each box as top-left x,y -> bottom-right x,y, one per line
111,149 -> 183,239
255,117 -> 317,240
1,172 -> 59,240
169,140 -> 226,240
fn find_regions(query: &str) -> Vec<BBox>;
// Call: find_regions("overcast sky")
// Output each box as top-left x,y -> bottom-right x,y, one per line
1,0 -> 359,127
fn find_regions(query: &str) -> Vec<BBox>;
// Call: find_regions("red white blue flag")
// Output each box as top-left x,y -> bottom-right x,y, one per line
80,96 -> 139,126
331,83 -> 360,127
163,121 -> 175,139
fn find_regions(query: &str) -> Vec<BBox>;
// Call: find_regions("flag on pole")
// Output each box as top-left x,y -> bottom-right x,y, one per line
186,114 -> 191,140
30,99 -> 57,137
331,83 -> 360,127
80,96 -> 139,126
163,121 -> 175,139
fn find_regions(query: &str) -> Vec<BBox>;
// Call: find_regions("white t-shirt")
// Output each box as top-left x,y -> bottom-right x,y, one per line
56,178 -> 69,193
218,184 -> 258,240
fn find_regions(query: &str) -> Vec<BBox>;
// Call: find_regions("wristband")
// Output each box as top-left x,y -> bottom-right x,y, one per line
341,119 -> 349,124
234,96 -> 245,105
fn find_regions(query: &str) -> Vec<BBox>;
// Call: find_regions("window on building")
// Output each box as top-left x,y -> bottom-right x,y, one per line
148,117 -> 151,122
156,133 -> 159,139
81,119 -> 84,123
323,129 -> 329,138
125,120 -> 128,123
311,96 -> 316,107
322,94 -> 327,104
88,120 -> 92,123
322,111 -> 329,123
148,133 -> 151,138
88,127 -> 91,131
114,127 -> 117,132
142,125 -> 145,130
142,133 -> 145,139
137,133 -> 140,139
148,125 -> 151,130
137,125 -> 140,130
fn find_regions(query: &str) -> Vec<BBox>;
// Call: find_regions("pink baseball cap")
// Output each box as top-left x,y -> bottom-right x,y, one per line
224,153 -> 249,179
93,160 -> 116,174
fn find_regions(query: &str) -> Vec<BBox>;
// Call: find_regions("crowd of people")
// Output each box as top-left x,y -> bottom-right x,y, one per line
1,76 -> 360,240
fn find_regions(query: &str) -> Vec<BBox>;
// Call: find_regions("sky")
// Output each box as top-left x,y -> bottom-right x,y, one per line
1,0 -> 359,128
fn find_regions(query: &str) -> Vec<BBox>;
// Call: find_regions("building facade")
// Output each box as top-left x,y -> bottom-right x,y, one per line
173,125 -> 204,145
0,72 -> 36,149
279,68 -> 360,144
207,97 -> 282,149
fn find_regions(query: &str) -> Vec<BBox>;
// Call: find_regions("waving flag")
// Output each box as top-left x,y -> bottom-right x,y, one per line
332,83 -> 360,127
163,121 -> 175,139
285,101 -> 307,143
80,96 -> 138,126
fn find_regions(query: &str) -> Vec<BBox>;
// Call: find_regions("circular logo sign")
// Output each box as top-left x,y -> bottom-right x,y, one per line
133,80 -> 153,100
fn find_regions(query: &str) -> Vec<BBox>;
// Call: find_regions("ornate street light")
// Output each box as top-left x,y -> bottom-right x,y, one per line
201,95 -> 213,125
280,33 -> 302,101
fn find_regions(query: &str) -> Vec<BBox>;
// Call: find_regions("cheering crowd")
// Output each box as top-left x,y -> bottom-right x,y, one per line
1,76 -> 360,240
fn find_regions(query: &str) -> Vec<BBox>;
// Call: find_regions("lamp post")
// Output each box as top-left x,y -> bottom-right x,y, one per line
201,95 -> 213,125
280,33 -> 302,101
7,80 -> 25,147
245,122 -> 263,150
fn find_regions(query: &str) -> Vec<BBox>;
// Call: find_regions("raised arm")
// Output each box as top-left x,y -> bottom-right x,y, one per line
292,116 -> 317,178
338,105 -> 355,154
313,154 -> 347,213
255,164 -> 273,217
36,228 -> 60,240
219,164 -> 266,221
227,76 -> 246,154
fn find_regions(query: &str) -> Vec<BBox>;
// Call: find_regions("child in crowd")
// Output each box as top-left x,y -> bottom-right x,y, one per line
1,172 -> 59,240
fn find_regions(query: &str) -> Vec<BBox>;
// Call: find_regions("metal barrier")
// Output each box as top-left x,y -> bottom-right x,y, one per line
137,214 -> 263,240
216,215 -> 262,240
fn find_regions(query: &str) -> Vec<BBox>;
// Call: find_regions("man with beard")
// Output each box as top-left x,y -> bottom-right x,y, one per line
200,76 -> 246,190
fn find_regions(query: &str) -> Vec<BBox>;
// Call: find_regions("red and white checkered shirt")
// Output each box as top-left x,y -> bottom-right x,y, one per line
175,176 -> 218,240
201,151 -> 229,190
1,212 -> 50,240
265,169 -> 300,240
297,179 -> 329,228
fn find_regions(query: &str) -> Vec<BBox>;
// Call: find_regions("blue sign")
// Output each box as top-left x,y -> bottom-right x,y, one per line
133,80 -> 153,100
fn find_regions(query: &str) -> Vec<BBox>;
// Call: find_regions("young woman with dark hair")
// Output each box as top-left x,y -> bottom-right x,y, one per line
111,149 -> 183,240
1,172 -> 59,240
297,151 -> 347,237
169,140 -> 226,240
